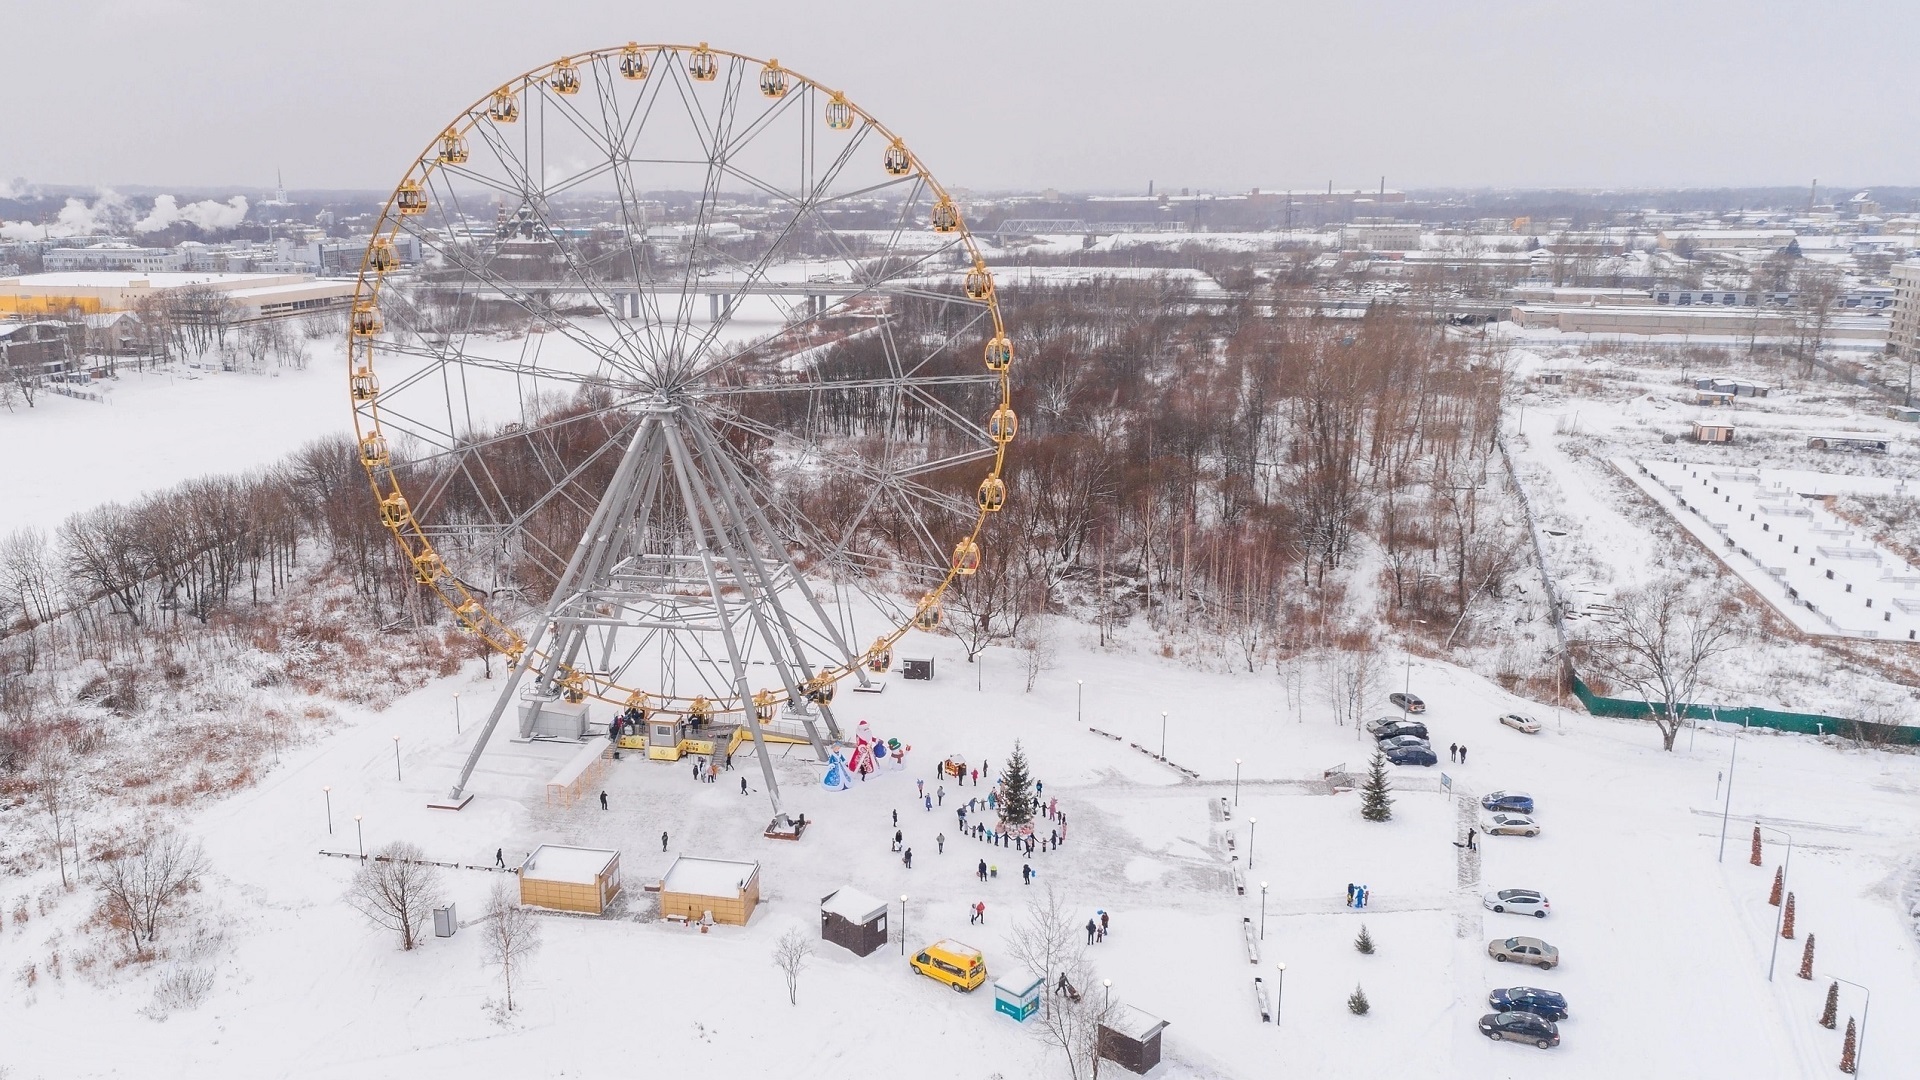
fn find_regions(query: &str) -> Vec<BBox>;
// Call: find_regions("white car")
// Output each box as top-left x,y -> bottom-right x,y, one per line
1481,812 -> 1540,837
1483,889 -> 1551,918
1500,713 -> 1541,734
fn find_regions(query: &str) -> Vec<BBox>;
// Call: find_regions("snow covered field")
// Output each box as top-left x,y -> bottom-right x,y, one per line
0,360 -> 347,536
7,624 -> 1917,1079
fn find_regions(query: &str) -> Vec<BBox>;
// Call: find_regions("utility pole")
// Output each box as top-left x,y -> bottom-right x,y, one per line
1716,736 -> 1738,862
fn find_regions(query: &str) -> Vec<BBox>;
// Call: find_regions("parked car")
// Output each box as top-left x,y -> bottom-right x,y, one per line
1478,1010 -> 1561,1048
1367,716 -> 1427,737
1483,889 -> 1551,918
1371,720 -> 1430,741
909,940 -> 987,992
1388,692 -> 1426,713
1377,734 -> 1432,753
1488,935 -> 1559,969
1489,986 -> 1569,1022
1499,713 -> 1541,734
1480,791 -> 1535,814
1481,812 -> 1540,837
1384,745 -> 1438,767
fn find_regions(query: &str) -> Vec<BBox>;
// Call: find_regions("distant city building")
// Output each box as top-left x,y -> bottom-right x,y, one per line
44,244 -> 183,273
1891,261 -> 1920,357
0,271 -> 353,319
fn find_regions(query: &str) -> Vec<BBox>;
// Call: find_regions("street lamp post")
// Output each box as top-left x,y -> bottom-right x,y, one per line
323,785 -> 333,835
900,895 -> 908,955
1760,825 -> 1794,981
1275,962 -> 1286,1025
1103,978 -> 1112,1008
1234,758 -> 1243,807
1077,680 -> 1083,725
1260,882 -> 1268,940
1248,817 -> 1257,871
1160,711 -> 1168,760
354,814 -> 364,859
1716,736 -> 1739,862
392,736 -> 402,782
1823,974 -> 1871,1079
454,692 -> 462,734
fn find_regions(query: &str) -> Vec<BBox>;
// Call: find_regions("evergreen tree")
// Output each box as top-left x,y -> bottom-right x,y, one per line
1360,751 -> 1394,822
997,740 -> 1036,826
1798,934 -> 1815,980
1354,925 -> 1375,955
1819,981 -> 1838,1029
1840,1017 -> 1857,1074
1347,984 -> 1370,1015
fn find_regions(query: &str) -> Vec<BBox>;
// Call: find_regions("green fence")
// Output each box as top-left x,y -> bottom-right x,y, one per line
1569,674 -> 1920,746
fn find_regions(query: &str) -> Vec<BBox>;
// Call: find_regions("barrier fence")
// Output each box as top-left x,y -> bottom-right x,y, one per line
1569,674 -> 1920,746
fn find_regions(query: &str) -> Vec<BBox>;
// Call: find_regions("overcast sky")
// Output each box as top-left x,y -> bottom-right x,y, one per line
6,0 -> 1918,196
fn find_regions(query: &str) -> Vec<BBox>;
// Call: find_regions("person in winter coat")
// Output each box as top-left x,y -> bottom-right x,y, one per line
971,768 -> 979,786
903,848 -> 913,868
661,831 -> 669,852
1346,883 -> 1356,907
1085,918 -> 1097,944
495,848 -> 505,868
893,828 -> 903,850
924,794 -> 932,812
892,809 -> 899,827
978,859 -> 989,882
937,832 -> 946,854
1459,745 -> 1468,763
1466,828 -> 1477,851
1021,863 -> 1033,884
599,790 -> 608,810
976,901 -> 986,924
1100,911 -> 1109,936
970,902 -> 981,925
937,785 -> 945,806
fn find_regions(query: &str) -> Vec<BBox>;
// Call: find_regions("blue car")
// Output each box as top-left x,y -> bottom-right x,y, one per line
1489,986 -> 1568,1022
1481,791 -> 1535,815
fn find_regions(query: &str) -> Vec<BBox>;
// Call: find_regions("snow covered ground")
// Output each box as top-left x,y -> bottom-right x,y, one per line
0,359 -> 346,536
6,624 -> 1918,1079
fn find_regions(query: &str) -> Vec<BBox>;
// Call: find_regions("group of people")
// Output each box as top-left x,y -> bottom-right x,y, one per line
1084,910 -> 1110,943
1345,883 -> 1372,909
1447,743 -> 1469,764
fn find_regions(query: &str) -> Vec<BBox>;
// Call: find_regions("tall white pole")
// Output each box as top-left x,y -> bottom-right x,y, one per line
1716,738 -> 1738,862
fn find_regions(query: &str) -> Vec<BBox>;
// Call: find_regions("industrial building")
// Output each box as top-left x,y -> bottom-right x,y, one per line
0,271 -> 354,319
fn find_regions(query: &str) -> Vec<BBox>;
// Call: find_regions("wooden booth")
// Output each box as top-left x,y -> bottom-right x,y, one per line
519,845 -> 622,915
819,887 -> 889,956
659,857 -> 761,926
1099,1004 -> 1170,1074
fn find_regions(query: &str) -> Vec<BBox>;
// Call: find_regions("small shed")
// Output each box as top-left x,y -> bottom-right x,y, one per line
819,887 -> 889,956
1099,1004 -> 1170,1075
519,845 -> 622,915
1692,420 -> 1735,443
660,856 -> 761,925
994,972 -> 1044,1022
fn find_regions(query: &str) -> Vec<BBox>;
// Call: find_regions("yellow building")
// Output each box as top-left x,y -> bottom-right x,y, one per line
0,271 -> 354,319
518,845 -> 622,915
658,856 -> 761,926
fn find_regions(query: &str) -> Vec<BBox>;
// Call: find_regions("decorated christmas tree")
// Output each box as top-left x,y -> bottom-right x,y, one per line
1819,981 -> 1838,1029
1360,751 -> 1394,822
1798,934 -> 1815,980
1768,866 -> 1783,906
1750,826 -> 1763,867
1781,893 -> 1796,939
1840,1017 -> 1857,1074
997,740 -> 1036,826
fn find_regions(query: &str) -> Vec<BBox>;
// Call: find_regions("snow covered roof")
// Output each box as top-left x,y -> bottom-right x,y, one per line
520,844 -> 618,885
661,856 -> 758,897
1103,1003 -> 1169,1042
820,887 -> 887,924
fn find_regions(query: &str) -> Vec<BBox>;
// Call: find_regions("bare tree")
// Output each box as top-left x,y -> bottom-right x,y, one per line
94,827 -> 208,957
1322,647 -> 1380,731
1032,957 -> 1117,1080
29,746 -> 78,890
482,879 -> 540,1010
1581,577 -> 1738,750
1017,620 -> 1058,693
770,925 -> 813,1006
1007,882 -> 1083,1019
348,842 -> 445,951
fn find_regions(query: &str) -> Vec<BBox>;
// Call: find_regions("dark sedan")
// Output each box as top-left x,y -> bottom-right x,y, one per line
1489,986 -> 1568,1022
1373,720 -> 1430,742
1479,1010 -> 1560,1048
1384,745 -> 1437,767
1480,791 -> 1536,815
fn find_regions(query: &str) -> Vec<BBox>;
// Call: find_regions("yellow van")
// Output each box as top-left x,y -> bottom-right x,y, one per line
910,939 -> 987,992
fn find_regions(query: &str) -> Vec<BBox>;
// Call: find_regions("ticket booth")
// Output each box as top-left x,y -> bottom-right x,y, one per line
994,972 -> 1044,1022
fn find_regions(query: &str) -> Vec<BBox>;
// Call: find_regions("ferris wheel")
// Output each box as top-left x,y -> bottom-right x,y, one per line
347,43 -> 1014,825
